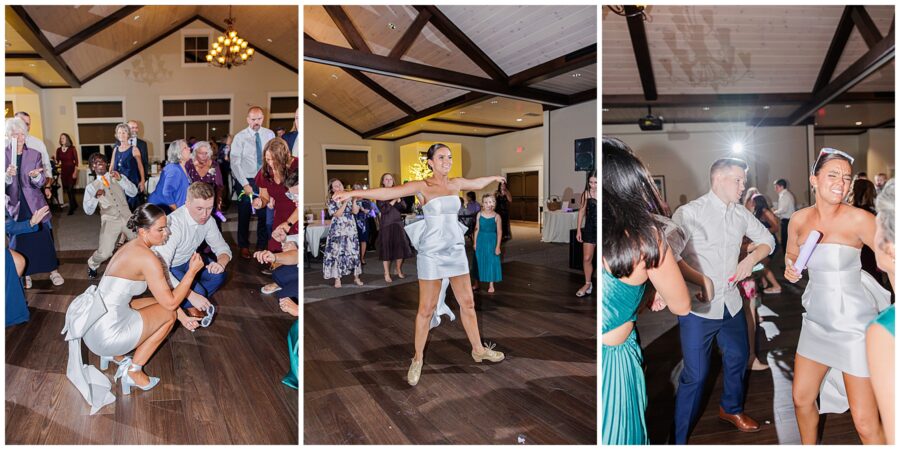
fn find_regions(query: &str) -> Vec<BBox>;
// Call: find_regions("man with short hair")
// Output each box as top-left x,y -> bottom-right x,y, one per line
83,153 -> 136,279
875,172 -> 888,195
772,178 -> 795,253
672,157 -> 775,444
127,120 -> 150,182
230,106 -> 275,258
14,111 -> 53,199
153,182 -> 230,320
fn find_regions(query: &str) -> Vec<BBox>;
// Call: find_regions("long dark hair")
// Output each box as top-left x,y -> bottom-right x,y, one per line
851,179 -> 877,212
602,137 -> 666,278
750,194 -> 770,221
59,132 -> 73,148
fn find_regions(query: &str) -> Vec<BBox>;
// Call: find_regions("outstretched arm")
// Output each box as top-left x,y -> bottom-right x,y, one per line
455,176 -> 505,191
334,180 -> 424,202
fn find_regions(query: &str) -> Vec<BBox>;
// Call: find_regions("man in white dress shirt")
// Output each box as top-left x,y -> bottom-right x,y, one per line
772,178 -> 796,253
672,157 -> 775,443
83,153 -> 136,279
14,112 -> 53,199
153,182 -> 230,318
230,106 -> 275,259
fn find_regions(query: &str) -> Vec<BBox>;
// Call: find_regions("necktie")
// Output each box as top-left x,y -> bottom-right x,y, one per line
255,132 -> 263,172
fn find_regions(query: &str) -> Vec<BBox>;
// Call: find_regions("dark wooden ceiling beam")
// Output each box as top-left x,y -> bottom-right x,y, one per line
428,117 -> 518,131
624,5 -> 656,101
53,5 -> 143,55
850,6 -> 883,49
389,8 -> 432,59
568,88 -> 597,105
602,91 -> 895,108
413,5 -> 508,82
787,27 -> 894,126
323,5 -> 371,53
814,6 -> 855,93
509,44 -> 596,87
361,92 -> 490,139
6,6 -> 81,87
5,53 -> 42,59
304,39 -> 569,106
304,99 -> 362,137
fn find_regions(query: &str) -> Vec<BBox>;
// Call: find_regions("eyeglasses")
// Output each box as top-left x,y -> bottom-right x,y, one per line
285,192 -> 297,201
812,147 -> 855,173
201,304 -> 216,328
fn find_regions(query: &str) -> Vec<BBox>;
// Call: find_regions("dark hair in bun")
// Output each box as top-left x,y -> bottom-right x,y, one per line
127,203 -> 166,233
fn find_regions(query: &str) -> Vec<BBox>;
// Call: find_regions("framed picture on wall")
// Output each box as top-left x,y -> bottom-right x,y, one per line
653,175 -> 666,202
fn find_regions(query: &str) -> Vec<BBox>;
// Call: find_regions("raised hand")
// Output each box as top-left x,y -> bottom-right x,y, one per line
30,205 -> 50,226
784,257 -> 802,283
188,252 -> 204,274
6,165 -> 16,177
27,167 -> 43,178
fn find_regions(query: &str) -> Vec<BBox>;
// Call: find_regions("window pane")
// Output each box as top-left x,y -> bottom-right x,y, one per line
269,118 -> 293,133
185,121 -> 207,140
76,101 -> 123,119
81,145 -> 100,163
208,120 -> 229,141
326,170 -> 370,189
5,101 -> 13,118
162,100 -> 184,117
185,37 -> 196,51
185,100 -> 206,116
78,123 -> 118,145
163,121 -> 185,142
197,36 -> 209,49
184,51 -> 196,64
325,149 -> 368,166
208,99 -> 230,115
270,96 -> 299,114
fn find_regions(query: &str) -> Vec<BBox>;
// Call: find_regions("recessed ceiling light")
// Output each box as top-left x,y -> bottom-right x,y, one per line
516,118 -> 523,122
5,41 -> 11,48
388,23 -> 397,30
473,128 -> 478,132
702,106 -> 710,111
312,93 -> 318,97
132,40 -> 138,46
266,38 -> 273,43
459,111 -> 466,115
133,15 -> 140,20
571,73 -> 582,77
330,73 -> 338,79
856,121 -> 863,126
490,100 -> 498,104
845,104 -> 852,109
763,105 -> 770,110
602,108 -> 609,112
29,63 -> 35,67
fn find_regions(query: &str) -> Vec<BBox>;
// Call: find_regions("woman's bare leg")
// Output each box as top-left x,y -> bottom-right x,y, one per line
11,249 -> 26,276
845,372 -> 886,444
395,259 -> 404,277
383,261 -> 392,282
792,354 -> 830,444
448,275 -> 484,353
130,304 -> 176,386
413,280 -> 441,361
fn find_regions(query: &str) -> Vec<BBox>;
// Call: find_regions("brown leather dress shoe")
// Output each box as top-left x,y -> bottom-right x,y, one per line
186,307 -> 205,319
718,407 -> 760,432
240,248 -> 251,259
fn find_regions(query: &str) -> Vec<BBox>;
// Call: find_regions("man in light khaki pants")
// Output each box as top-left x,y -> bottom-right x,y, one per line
83,152 -> 137,279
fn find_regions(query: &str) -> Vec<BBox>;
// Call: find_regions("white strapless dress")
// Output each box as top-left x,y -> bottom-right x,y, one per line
405,195 -> 470,328
62,276 -> 146,414
796,244 -> 890,413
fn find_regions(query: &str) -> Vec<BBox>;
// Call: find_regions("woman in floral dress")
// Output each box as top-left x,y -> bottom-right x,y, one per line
323,178 -> 363,287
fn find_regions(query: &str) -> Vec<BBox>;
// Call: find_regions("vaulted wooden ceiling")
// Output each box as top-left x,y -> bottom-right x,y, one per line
5,5 -> 298,88
304,5 -> 597,140
602,5 -> 894,133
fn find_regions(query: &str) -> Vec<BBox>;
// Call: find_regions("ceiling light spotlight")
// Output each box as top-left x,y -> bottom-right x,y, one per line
702,106 -> 710,111
855,121 -> 863,126
732,142 -> 743,153
490,100 -> 498,104
845,105 -> 852,109
602,108 -> 609,112
763,105 -> 770,110
133,15 -> 140,20
516,118 -> 523,122
571,73 -> 582,77
388,23 -> 397,30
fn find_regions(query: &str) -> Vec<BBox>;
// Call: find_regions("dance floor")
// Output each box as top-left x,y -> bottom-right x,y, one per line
643,263 -> 874,445
304,260 -> 597,444
6,249 -> 298,444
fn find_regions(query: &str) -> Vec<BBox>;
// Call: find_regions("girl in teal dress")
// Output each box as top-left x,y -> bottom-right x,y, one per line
474,194 -> 502,293
602,137 -> 692,444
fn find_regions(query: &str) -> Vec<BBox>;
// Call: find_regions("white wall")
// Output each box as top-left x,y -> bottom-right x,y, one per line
36,20 -> 297,163
603,122 -> 812,211
864,129 -> 895,179
546,99 -> 596,203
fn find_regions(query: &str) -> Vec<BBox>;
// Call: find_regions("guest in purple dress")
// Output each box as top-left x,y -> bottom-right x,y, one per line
185,141 -> 224,217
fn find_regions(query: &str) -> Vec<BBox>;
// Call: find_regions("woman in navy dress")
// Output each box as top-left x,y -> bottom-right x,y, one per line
110,123 -> 145,211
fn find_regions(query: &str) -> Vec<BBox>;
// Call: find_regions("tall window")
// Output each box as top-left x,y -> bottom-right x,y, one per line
324,146 -> 370,189
74,98 -> 125,163
268,94 -> 298,133
161,97 -> 231,149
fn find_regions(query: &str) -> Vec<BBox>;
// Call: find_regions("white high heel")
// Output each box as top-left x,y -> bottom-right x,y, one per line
99,355 -> 129,372
120,362 -> 159,395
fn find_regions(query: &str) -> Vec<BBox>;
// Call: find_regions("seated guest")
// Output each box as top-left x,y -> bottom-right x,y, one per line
83,152 -> 138,278
186,141 -> 224,215
5,205 -> 51,326
153,182 -> 227,318
5,117 -> 65,288
148,140 -> 191,213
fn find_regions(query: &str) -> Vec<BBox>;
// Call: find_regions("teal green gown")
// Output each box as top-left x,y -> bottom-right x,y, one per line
602,269 -> 649,445
282,321 -> 298,389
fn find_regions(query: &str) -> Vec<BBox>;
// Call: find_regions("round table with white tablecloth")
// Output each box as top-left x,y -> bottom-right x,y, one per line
305,221 -> 331,258
541,210 -> 579,243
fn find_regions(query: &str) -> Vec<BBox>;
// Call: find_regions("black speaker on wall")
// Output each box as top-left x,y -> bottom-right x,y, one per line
574,137 -> 595,172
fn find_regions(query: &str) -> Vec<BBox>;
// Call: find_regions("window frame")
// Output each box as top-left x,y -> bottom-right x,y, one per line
159,94 -> 233,149
181,29 -> 214,68
267,91 -> 298,131
321,144 -> 371,190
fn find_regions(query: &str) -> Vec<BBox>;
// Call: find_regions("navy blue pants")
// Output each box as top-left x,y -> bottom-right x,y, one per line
272,264 -> 298,299
674,307 -> 749,444
237,177 -> 268,249
170,253 -> 226,308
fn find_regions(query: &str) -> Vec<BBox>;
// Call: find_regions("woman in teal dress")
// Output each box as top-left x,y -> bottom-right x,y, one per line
474,194 -> 502,293
601,137 -> 692,444
866,179 -> 895,443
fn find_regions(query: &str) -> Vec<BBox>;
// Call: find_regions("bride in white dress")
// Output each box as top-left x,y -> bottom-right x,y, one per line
334,143 -> 505,386
784,148 -> 890,444
63,204 -> 204,414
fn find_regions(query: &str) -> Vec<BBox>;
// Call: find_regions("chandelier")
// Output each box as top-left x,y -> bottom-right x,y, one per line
206,6 -> 255,69
607,5 -> 651,22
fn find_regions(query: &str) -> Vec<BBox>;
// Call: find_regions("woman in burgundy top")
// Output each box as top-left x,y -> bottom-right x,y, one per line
55,133 -> 79,215
253,138 -> 298,252
184,141 -> 224,214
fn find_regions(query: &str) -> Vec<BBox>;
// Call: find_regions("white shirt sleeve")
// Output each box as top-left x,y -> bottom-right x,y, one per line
118,175 -> 138,197
741,208 -> 776,255
230,131 -> 250,186
83,181 -> 99,215
204,222 -> 233,261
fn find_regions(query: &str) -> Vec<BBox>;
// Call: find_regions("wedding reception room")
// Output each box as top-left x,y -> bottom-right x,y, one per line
5,5 -> 298,444
303,4 -> 597,444
602,5 -> 894,445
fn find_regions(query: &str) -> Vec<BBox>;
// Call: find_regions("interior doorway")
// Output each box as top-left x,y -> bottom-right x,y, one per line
505,170 -> 539,222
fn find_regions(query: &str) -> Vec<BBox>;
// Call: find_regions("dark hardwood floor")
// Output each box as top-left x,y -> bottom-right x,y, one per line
6,249 -> 298,444
643,267 -> 873,445
304,261 -> 597,444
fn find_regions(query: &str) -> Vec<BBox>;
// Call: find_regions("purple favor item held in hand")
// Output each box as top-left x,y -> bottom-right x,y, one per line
793,230 -> 822,272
